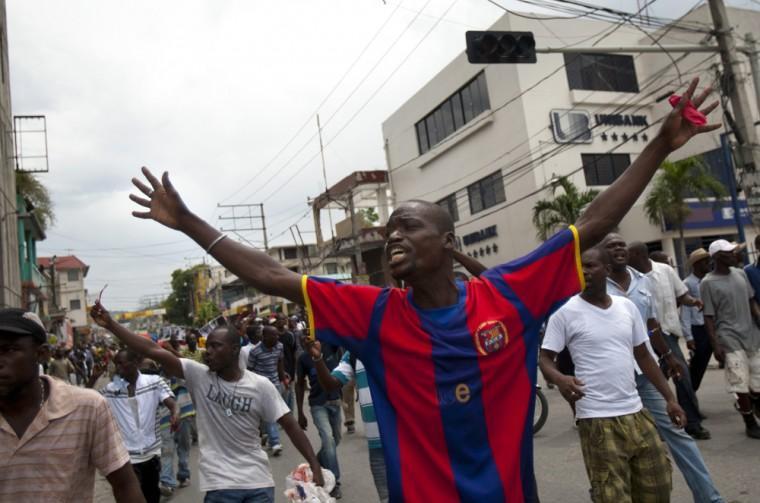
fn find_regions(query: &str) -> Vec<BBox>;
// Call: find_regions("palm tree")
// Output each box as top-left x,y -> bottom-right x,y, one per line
15,171 -> 54,231
532,176 -> 599,241
644,157 -> 727,270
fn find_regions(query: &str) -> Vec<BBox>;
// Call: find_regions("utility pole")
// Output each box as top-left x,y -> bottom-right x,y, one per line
708,0 -> 760,225
217,203 -> 269,250
347,190 -> 364,284
745,34 -> 760,120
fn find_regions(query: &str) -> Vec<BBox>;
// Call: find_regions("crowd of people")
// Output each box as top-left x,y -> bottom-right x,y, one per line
2,77 -> 758,503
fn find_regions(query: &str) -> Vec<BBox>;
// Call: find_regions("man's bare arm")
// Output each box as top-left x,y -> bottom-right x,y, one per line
91,303 -> 184,378
574,78 -> 719,250
106,462 -> 146,503
633,343 -> 686,427
130,168 -> 303,303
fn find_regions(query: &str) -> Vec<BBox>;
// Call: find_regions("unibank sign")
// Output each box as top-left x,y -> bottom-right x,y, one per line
595,114 -> 648,127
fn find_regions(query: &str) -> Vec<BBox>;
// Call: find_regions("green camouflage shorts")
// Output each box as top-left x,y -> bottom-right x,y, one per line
578,410 -> 672,503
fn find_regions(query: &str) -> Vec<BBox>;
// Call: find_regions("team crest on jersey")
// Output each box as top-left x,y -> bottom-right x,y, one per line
474,320 -> 508,356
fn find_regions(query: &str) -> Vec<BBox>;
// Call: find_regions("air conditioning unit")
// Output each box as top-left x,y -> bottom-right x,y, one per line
550,109 -> 592,144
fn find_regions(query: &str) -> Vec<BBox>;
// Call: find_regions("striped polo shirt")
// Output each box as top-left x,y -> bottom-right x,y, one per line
331,351 -> 381,449
247,342 -> 283,384
100,372 -> 173,462
0,376 -> 130,502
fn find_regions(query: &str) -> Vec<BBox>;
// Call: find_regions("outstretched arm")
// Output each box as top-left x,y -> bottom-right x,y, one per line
574,78 -> 720,250
90,303 -> 184,378
129,168 -> 303,303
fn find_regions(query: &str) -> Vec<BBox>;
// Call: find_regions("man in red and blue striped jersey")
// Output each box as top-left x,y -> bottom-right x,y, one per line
127,78 -> 718,502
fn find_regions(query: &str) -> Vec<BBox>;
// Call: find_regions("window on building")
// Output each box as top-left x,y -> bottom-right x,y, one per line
67,270 -> 79,282
564,53 -> 639,93
324,263 -> 338,275
416,71 -> 490,154
468,171 -> 506,214
582,153 -> 631,186
437,193 -> 460,222
282,247 -> 298,260
69,299 -> 81,311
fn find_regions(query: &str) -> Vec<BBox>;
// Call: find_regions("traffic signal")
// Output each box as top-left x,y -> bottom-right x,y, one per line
465,31 -> 536,64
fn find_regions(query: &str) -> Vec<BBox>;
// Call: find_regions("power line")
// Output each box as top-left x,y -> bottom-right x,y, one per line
218,0 -> 409,205
235,0 -> 438,205
256,0 -> 464,204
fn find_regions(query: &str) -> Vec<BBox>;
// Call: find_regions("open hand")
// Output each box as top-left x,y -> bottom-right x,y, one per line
130,167 -> 191,230
657,77 -> 721,152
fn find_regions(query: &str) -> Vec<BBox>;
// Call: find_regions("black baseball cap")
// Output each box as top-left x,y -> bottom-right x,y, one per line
0,308 -> 47,344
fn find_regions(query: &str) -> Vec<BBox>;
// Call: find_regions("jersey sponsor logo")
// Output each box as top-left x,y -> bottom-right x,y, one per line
474,320 -> 508,356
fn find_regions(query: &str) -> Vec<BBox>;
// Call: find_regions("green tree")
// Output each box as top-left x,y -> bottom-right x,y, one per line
163,268 -> 195,325
532,176 -> 599,241
194,300 -> 221,326
644,157 -> 727,270
16,171 -> 55,230
359,207 -> 380,225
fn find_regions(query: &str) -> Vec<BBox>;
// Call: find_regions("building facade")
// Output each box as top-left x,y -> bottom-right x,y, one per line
17,195 -> 48,316
0,0 -> 20,308
382,5 -> 760,274
38,255 -> 89,327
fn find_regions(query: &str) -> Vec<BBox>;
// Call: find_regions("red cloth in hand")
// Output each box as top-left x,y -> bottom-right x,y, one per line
668,94 -> 707,126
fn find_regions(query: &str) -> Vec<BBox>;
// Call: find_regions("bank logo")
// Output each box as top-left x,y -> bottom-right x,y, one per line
474,320 -> 508,356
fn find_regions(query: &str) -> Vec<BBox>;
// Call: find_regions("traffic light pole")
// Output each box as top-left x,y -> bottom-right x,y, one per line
708,0 -> 760,227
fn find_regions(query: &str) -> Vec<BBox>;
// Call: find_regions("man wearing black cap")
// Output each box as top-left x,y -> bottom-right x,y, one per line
0,308 -> 144,502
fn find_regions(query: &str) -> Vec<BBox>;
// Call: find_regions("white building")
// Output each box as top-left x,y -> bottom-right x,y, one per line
38,255 -> 89,327
382,5 -> 760,273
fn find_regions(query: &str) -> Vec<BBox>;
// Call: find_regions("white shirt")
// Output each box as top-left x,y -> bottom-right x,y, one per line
100,372 -> 173,462
181,359 -> 290,492
543,295 -> 648,419
646,260 -> 688,337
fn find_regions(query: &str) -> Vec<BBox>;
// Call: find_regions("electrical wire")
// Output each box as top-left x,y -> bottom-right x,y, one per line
218,0 -> 408,205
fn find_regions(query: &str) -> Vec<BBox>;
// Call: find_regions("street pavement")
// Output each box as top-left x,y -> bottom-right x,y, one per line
95,367 -> 758,502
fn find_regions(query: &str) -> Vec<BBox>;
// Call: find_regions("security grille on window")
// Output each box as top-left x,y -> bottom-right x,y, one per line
468,171 -> 506,214
416,71 -> 490,155
582,153 -> 631,186
67,270 -> 79,281
69,299 -> 81,311
282,247 -> 298,260
550,109 -> 592,144
564,53 -> 639,93
437,193 -> 460,222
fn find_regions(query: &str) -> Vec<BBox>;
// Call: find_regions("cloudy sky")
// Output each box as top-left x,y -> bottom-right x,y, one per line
8,0 -> 759,310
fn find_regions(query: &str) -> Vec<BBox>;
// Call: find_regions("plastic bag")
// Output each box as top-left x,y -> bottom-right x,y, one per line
668,94 -> 707,126
283,463 -> 336,503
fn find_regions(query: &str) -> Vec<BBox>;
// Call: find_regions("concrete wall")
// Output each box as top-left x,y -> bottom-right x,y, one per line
0,0 -> 20,307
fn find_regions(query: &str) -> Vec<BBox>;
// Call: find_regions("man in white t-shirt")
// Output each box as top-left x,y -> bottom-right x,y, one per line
541,247 -> 686,502
91,303 -> 324,503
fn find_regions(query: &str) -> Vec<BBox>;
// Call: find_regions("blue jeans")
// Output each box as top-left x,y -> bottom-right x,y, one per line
311,400 -> 342,481
282,386 -> 294,412
664,334 -> 703,429
369,447 -> 389,503
160,418 -> 192,487
636,374 -> 723,503
204,488 -> 274,503
265,420 -> 281,447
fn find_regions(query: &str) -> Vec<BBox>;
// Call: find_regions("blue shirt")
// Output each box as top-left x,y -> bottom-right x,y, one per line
744,264 -> 760,304
681,273 -> 705,338
606,267 -> 656,323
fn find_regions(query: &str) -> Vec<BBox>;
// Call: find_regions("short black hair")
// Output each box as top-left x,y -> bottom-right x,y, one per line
115,348 -> 144,364
403,200 -> 455,234
212,325 -> 240,346
584,246 -> 611,265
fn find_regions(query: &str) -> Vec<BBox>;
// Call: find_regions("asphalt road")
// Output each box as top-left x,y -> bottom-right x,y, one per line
95,366 -> 758,502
